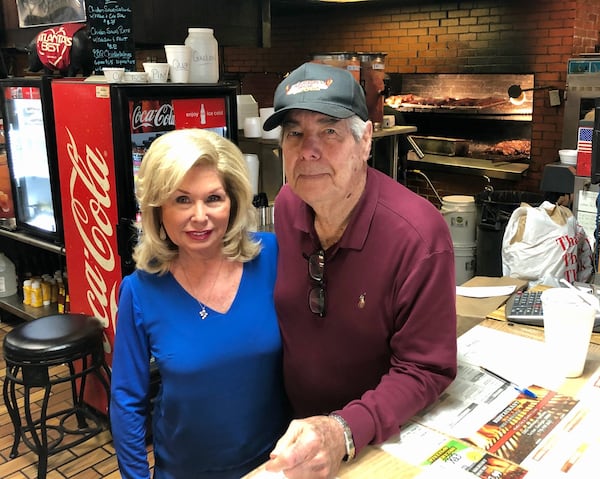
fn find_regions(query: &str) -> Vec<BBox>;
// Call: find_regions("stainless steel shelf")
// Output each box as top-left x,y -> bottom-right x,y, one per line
0,294 -> 58,321
407,152 -> 529,181
0,230 -> 64,321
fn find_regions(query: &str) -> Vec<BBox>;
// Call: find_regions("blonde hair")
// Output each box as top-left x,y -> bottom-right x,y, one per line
133,129 -> 259,274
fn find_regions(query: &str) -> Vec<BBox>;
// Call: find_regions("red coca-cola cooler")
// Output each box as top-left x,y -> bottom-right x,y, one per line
51,78 -> 238,413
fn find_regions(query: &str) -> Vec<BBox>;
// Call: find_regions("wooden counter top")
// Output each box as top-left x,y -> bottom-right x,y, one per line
244,315 -> 600,479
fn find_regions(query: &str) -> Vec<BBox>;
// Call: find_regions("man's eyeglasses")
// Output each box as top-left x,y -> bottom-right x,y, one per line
307,249 -> 326,317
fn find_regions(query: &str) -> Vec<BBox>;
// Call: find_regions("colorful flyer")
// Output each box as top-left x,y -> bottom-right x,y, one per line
423,438 -> 528,479
464,386 -> 578,464
381,422 -> 528,479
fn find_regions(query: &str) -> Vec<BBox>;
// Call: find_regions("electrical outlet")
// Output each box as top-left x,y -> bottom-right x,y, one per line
549,89 -> 561,107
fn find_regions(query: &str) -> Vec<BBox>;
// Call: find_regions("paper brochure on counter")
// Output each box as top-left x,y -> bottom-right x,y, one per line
381,325 -> 600,477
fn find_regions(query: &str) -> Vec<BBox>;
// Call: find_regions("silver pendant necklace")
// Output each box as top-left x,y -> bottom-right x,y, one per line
179,258 -> 224,320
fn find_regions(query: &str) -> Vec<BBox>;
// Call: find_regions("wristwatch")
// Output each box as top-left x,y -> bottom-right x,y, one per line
329,413 -> 356,461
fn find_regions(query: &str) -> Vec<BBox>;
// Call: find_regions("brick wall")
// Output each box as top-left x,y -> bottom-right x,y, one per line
575,0 -> 600,52
223,0 -> 600,201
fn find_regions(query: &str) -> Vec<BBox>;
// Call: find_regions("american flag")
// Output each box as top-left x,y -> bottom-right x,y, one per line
578,127 -> 593,153
577,127 -> 593,176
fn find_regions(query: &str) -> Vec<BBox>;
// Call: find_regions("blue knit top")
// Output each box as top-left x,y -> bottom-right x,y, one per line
110,232 -> 288,479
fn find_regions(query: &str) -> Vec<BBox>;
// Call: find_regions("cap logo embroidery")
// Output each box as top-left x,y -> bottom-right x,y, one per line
286,78 -> 334,96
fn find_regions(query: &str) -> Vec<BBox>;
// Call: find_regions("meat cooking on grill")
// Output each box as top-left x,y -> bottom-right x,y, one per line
483,140 -> 531,157
385,95 -> 506,109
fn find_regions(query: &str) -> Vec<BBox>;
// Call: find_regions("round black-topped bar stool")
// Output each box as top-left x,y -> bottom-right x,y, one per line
2,314 -> 111,479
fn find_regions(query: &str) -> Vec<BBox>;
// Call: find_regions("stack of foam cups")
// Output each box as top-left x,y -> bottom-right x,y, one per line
440,196 -> 477,285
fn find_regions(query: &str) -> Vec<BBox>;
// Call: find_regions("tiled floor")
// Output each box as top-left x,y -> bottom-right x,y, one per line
0,317 -> 153,479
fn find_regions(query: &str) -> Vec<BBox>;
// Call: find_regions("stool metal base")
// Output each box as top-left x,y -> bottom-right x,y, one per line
2,315 -> 111,479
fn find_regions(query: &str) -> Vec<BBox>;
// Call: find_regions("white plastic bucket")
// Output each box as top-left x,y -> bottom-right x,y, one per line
454,242 -> 476,285
441,195 -> 476,244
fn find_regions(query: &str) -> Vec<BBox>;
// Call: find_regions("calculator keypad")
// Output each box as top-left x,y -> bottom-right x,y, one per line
506,290 -> 543,321
505,288 -> 600,332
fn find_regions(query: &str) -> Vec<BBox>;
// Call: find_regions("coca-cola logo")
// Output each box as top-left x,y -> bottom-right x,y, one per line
65,128 -> 118,345
131,103 -> 174,131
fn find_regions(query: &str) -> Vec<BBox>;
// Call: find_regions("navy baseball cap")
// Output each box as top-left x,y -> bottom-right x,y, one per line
262,62 -> 368,131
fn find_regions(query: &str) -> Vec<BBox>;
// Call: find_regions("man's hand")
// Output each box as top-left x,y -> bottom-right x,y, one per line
265,415 -> 347,479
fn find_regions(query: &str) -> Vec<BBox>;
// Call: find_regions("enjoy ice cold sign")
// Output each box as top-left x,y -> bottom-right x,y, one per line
87,0 -> 136,73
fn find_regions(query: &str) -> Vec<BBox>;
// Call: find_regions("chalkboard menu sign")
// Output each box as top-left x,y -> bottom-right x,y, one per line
87,0 -> 136,73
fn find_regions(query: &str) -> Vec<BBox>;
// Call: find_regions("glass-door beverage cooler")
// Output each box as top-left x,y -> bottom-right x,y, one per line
51,78 -> 238,415
0,117 -> 17,230
0,77 -> 62,243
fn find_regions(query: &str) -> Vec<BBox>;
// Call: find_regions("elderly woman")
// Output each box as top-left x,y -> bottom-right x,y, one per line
110,128 -> 289,479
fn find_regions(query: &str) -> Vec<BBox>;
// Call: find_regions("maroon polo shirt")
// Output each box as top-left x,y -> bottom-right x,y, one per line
274,167 -> 457,454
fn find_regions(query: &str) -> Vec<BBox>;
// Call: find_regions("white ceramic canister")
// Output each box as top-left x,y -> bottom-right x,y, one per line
185,28 -> 219,83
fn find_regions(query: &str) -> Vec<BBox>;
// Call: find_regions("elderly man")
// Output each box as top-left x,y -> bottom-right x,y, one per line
262,62 -> 457,479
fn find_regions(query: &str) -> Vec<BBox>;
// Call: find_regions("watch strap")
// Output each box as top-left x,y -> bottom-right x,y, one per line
329,413 -> 356,461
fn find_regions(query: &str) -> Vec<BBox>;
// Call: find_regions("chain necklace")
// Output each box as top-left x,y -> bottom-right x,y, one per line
179,258 -> 224,320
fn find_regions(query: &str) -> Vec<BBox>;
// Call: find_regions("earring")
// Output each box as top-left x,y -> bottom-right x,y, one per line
159,224 -> 167,240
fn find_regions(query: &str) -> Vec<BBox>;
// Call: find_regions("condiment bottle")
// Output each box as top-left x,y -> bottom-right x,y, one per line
65,293 -> 70,314
22,279 -> 32,305
57,279 -> 65,314
50,278 -> 58,303
41,276 -> 52,306
31,280 -> 43,308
